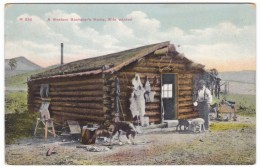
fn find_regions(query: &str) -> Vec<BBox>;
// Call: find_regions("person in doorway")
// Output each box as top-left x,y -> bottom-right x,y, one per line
195,79 -> 212,130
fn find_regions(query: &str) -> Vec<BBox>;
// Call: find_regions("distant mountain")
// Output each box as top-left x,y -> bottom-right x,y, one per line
5,63 -> 59,91
5,56 -> 43,77
219,70 -> 255,84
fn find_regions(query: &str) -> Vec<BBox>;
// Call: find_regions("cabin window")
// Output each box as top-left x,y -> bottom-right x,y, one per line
162,84 -> 172,98
40,84 -> 49,99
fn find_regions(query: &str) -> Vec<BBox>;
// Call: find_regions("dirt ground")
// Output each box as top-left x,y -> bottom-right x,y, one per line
5,116 -> 256,165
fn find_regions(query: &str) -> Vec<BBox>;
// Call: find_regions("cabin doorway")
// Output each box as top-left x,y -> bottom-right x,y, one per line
161,74 -> 177,120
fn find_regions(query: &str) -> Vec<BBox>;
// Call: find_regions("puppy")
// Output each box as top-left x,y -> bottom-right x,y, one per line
109,121 -> 137,144
176,119 -> 190,131
190,118 -> 205,133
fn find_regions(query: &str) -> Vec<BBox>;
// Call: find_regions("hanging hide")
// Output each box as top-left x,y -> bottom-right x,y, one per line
144,77 -> 156,102
131,73 -> 142,90
130,74 -> 146,126
39,101 -> 50,121
40,84 -> 49,99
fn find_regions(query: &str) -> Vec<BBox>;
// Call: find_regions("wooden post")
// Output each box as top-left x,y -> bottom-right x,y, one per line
224,82 -> 227,94
45,121 -> 48,139
51,121 -> 56,137
34,118 -> 40,136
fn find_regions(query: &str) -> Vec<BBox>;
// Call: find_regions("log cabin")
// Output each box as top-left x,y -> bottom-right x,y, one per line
28,41 -> 211,126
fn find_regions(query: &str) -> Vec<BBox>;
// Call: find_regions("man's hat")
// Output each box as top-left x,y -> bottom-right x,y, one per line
198,79 -> 206,85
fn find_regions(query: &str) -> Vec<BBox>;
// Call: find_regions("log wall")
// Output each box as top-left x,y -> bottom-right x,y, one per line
113,52 -> 200,124
28,51 -> 202,125
28,74 -> 105,124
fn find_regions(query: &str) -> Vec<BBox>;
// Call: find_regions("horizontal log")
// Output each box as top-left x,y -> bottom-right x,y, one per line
118,72 -> 160,79
48,79 -> 104,86
178,74 -> 193,79
145,111 -> 161,116
34,96 -> 103,102
146,104 -> 160,110
32,86 -> 104,95
30,79 -> 103,89
116,78 -> 160,86
52,111 -> 105,122
50,101 -> 103,109
140,62 -> 186,69
118,98 -> 161,104
178,86 -> 193,91
148,117 -> 161,123
125,66 -> 160,73
179,90 -> 192,96
49,84 -> 103,92
49,91 -> 103,96
33,90 -> 103,96
178,107 -> 194,113
110,89 -> 160,96
178,79 -> 193,85
177,112 -> 198,119
178,97 -> 193,102
50,106 -> 104,115
179,101 -> 193,107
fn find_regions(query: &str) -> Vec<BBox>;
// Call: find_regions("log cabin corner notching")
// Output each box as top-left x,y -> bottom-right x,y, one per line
28,41 -> 207,126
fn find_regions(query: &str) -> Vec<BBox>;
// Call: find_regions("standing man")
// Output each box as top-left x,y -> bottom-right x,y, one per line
195,80 -> 212,130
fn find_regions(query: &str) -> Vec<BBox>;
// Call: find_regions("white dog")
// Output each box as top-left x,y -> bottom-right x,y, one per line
189,118 -> 205,133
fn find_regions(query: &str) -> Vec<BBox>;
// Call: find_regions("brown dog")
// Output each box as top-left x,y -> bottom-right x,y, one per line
109,121 -> 137,144
90,121 -> 137,144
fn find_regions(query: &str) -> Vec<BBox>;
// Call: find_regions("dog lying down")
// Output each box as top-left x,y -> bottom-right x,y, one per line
92,121 -> 137,145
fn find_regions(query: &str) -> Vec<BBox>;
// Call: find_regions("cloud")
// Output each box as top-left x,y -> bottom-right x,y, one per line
126,11 -> 160,35
6,13 -> 69,44
5,10 -> 256,72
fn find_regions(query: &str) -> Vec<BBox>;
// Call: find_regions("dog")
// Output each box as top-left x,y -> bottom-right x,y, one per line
190,118 -> 205,133
89,129 -> 113,144
109,121 -> 137,144
176,119 -> 190,131
89,121 -> 137,145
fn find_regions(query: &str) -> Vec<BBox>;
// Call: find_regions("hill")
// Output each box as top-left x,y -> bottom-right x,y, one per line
5,64 -> 59,91
219,70 -> 256,95
219,70 -> 255,84
5,56 -> 43,77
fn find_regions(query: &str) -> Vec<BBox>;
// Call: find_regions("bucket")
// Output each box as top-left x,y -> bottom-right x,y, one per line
143,116 -> 149,127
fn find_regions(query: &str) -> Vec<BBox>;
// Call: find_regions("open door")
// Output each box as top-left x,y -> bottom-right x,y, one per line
162,74 -> 177,120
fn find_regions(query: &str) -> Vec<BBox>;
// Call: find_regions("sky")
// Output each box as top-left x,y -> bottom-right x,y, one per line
4,3 -> 256,72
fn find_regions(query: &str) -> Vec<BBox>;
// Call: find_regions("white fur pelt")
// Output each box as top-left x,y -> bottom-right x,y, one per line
130,74 -> 146,126
144,79 -> 156,102
39,101 -> 50,121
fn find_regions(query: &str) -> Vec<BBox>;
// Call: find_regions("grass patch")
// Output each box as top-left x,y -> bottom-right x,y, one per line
5,91 -> 39,144
5,112 -> 38,144
5,91 -> 27,114
212,93 -> 256,116
210,122 -> 255,132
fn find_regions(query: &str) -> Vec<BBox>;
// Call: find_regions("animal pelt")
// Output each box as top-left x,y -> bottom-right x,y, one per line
176,119 -> 190,131
130,73 -> 146,126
